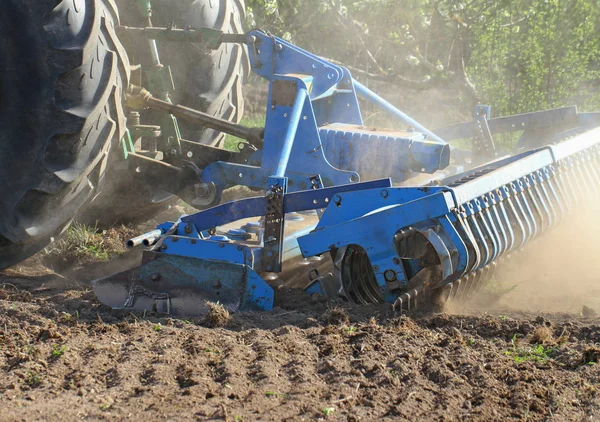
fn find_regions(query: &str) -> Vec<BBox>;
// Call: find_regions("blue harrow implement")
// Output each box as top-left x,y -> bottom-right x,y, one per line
93,29 -> 600,315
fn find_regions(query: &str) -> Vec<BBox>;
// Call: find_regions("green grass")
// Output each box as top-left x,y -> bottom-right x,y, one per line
322,407 -> 335,416
505,334 -> 554,363
52,345 -> 67,358
224,115 -> 265,151
44,222 -> 136,264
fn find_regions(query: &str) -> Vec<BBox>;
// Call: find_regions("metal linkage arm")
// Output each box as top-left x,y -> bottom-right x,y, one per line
126,85 -> 265,147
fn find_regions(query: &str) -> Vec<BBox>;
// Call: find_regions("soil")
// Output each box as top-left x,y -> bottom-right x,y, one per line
1,255 -> 599,421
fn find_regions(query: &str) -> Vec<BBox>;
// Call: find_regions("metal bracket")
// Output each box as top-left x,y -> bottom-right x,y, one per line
263,176 -> 288,273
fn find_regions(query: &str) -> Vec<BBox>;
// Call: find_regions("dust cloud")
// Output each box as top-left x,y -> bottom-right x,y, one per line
467,194 -> 600,314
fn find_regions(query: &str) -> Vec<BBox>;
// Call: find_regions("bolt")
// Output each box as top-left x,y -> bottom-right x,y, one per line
150,273 -> 161,282
160,244 -> 168,251
381,189 -> 389,198
212,280 -> 222,289
384,269 -> 397,282
373,265 -> 379,272
393,257 -> 400,265
194,183 -> 209,198
265,236 -> 277,244
248,35 -> 257,43
275,43 -> 283,52
170,148 -> 177,155
184,223 -> 194,234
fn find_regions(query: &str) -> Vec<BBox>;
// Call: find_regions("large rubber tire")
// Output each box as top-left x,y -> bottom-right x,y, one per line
150,0 -> 248,147
0,0 -> 129,269
82,0 -> 248,225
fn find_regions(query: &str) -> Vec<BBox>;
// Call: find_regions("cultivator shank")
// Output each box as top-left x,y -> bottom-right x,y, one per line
93,29 -> 600,315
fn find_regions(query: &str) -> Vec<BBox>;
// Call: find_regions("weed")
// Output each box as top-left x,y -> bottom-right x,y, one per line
345,326 -> 357,334
154,324 -> 162,332
499,315 -> 509,320
322,407 -> 336,416
234,417 -> 243,421
265,391 -> 277,397
505,334 -> 554,363
25,372 -> 42,387
467,338 -> 476,347
52,345 -> 67,358
99,403 -> 112,411
43,222 -> 136,265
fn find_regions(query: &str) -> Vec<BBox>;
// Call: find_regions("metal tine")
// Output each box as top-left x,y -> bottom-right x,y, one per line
572,155 -> 593,197
553,165 -> 574,214
464,269 -> 483,300
505,196 -> 527,249
456,211 -> 482,272
488,197 -> 508,257
560,161 -> 580,207
545,174 -> 566,224
586,148 -> 600,188
508,190 -> 532,247
583,151 -> 600,193
478,206 -> 500,263
524,176 -> 545,235
467,212 -> 491,268
514,180 -> 536,241
575,154 -> 594,194
519,180 -> 539,239
496,199 -> 516,253
482,193 -> 504,257
573,156 -> 591,200
531,172 -> 553,232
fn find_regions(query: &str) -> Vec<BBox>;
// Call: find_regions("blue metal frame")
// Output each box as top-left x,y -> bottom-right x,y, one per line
95,30 -> 600,315
199,30 -> 450,195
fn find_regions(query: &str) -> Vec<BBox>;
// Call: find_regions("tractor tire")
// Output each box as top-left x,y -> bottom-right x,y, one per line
0,0 -> 129,269
150,0 -> 248,147
81,0 -> 248,226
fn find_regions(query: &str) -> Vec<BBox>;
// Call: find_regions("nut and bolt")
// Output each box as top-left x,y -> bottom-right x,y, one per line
384,269 -> 397,282
150,273 -> 161,282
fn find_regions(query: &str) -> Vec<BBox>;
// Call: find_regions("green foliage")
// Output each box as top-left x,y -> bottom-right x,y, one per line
245,0 -> 600,115
505,334 -> 554,363
44,222 -> 135,263
52,345 -> 67,358
322,407 -> 336,416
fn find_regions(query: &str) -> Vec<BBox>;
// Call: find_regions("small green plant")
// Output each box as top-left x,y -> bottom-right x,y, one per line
265,391 -> 277,397
25,372 -> 42,387
499,315 -> 509,320
322,407 -> 335,416
345,326 -> 357,334
467,338 -> 476,347
99,403 -> 112,411
52,344 -> 67,358
234,416 -> 243,421
154,324 -> 162,332
505,334 -> 554,363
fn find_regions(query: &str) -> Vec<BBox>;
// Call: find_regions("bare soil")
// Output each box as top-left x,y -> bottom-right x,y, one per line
0,255 -> 599,421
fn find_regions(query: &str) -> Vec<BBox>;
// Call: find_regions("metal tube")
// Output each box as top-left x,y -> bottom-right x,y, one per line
148,40 -> 161,65
274,89 -> 308,177
126,229 -> 163,248
145,95 -> 264,146
353,79 -> 446,145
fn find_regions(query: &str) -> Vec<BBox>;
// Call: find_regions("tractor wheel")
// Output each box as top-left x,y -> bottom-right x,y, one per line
80,0 -> 248,225
0,0 -> 129,269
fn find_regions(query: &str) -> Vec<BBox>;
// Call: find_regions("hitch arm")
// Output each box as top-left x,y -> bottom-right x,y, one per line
126,85 -> 265,147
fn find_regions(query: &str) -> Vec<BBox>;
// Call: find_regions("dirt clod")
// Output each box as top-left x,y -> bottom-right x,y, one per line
200,301 -> 232,328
